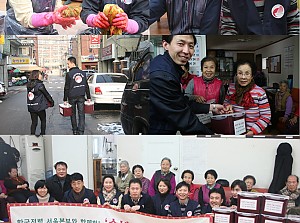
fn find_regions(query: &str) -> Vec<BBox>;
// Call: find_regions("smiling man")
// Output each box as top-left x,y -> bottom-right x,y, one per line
62,173 -> 97,204
149,35 -> 224,135
46,161 -> 72,202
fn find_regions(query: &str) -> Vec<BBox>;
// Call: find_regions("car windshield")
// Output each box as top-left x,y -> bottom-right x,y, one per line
96,74 -> 127,83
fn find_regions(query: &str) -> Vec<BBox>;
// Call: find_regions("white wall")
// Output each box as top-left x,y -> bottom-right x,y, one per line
255,36 -> 299,88
117,136 -> 300,189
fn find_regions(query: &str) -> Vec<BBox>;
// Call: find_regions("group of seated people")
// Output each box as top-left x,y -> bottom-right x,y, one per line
182,57 -> 299,135
0,159 -> 299,221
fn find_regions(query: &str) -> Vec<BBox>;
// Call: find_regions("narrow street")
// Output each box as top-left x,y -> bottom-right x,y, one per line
0,75 -> 123,135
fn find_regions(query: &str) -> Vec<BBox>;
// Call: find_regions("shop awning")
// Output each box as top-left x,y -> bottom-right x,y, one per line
8,64 -> 44,72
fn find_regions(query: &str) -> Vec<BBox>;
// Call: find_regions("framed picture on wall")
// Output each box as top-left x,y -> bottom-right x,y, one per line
268,55 -> 281,73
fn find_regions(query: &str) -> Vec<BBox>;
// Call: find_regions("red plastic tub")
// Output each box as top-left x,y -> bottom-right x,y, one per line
213,207 -> 236,223
237,192 -> 263,214
84,101 -> 94,114
210,112 -> 246,135
261,193 -> 289,217
59,104 -> 72,116
235,212 -> 260,223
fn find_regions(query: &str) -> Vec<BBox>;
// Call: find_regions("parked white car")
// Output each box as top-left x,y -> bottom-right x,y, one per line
87,73 -> 128,104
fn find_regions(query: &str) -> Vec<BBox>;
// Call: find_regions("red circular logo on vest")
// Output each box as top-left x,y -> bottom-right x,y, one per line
28,92 -> 34,101
75,75 -> 83,83
271,4 -> 284,19
187,211 -> 193,217
164,204 -> 170,210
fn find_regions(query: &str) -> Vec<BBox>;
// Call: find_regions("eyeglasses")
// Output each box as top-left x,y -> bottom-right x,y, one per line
237,72 -> 252,77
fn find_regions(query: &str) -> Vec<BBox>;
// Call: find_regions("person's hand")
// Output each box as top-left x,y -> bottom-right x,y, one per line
53,6 -> 77,29
230,205 -> 237,209
210,104 -> 225,115
83,198 -> 90,205
246,131 -> 254,136
87,99 -> 91,103
93,12 -> 110,29
64,101 -> 68,106
289,116 -> 298,126
195,96 -> 206,103
103,202 -> 110,206
123,204 -> 131,211
223,104 -> 233,114
124,187 -> 129,195
279,117 -> 288,123
112,12 -> 128,30
131,205 -> 140,211
0,193 -> 7,199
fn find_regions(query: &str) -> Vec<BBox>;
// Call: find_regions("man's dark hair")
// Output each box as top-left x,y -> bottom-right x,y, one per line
156,179 -> 172,194
176,181 -> 190,192
231,179 -> 247,191
209,187 -> 226,206
243,175 -> 257,185
162,35 -> 197,46
68,56 -> 77,66
54,161 -> 68,169
129,178 -> 142,188
181,169 -> 194,181
70,173 -> 83,182
205,169 -> 218,179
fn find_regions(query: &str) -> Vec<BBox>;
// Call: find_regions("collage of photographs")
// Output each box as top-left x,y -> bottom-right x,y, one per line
0,0 -> 300,223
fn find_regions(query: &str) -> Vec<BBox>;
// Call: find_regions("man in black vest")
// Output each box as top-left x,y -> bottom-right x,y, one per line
149,35 -> 224,135
46,161 -> 72,202
63,57 -> 91,135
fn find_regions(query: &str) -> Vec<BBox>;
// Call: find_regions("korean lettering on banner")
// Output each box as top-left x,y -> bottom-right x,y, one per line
8,204 -> 211,223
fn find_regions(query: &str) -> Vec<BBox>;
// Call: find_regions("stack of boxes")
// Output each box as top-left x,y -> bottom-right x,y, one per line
212,192 -> 300,223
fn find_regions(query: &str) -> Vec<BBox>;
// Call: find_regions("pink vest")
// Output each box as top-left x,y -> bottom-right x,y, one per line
193,77 -> 223,103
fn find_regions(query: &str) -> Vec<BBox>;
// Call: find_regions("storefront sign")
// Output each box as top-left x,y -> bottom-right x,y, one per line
11,57 -> 30,64
102,44 -> 115,60
90,35 -> 101,48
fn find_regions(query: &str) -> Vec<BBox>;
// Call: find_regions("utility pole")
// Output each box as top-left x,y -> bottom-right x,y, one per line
77,35 -> 82,69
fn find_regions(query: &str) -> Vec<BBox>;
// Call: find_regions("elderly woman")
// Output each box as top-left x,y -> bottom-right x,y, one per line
4,167 -> 33,203
97,175 -> 122,208
243,175 -> 257,192
5,0 -> 77,34
80,0 -> 149,34
272,80 -> 293,129
198,169 -> 225,209
0,180 -> 15,222
148,157 -> 176,197
27,180 -> 56,203
132,165 -> 150,194
116,160 -> 134,194
185,56 -> 225,104
224,60 -> 271,135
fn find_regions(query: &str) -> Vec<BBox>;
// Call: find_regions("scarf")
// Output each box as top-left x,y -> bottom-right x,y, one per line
130,194 -> 142,205
72,187 -> 86,202
161,171 -> 170,176
229,79 -> 255,109
36,193 -> 51,203
280,186 -> 300,201
102,188 -> 117,203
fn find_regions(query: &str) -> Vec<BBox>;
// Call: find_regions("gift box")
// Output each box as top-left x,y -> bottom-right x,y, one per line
261,193 -> 289,217
235,212 -> 260,223
261,214 -> 286,223
237,192 -> 263,214
210,112 -> 246,135
213,207 -> 236,223
59,104 -> 72,116
84,101 -> 94,114
286,215 -> 300,223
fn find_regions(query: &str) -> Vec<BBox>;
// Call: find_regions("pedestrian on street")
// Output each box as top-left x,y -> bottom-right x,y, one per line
27,70 -> 54,136
63,57 -> 91,135
149,35 -> 224,135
